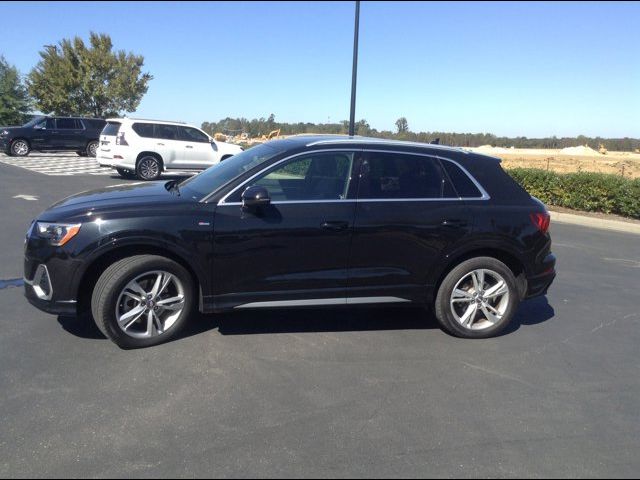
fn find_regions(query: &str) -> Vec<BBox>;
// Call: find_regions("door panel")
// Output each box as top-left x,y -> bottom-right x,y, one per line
211,150 -> 360,309
348,201 -> 472,301
347,151 -> 473,302
212,202 -> 357,308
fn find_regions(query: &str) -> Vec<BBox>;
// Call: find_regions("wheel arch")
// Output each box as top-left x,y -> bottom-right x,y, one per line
429,246 -> 528,304
76,243 -> 204,315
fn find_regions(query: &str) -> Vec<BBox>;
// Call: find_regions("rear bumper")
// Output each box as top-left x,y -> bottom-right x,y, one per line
525,253 -> 556,298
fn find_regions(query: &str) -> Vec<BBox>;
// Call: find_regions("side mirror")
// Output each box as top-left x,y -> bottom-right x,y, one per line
210,139 -> 218,151
242,186 -> 270,209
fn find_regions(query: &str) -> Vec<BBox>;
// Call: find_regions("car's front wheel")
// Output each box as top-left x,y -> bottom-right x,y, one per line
434,257 -> 519,338
10,139 -> 30,156
91,255 -> 195,348
136,155 -> 162,181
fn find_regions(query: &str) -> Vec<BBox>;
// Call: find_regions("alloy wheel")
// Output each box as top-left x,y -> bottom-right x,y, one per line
12,140 -> 29,156
449,268 -> 510,330
139,157 -> 159,179
115,270 -> 185,339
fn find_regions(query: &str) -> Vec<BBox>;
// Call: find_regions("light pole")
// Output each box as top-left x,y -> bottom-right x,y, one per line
348,1 -> 360,137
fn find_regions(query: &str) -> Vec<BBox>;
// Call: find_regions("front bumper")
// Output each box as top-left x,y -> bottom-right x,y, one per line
24,243 -> 83,317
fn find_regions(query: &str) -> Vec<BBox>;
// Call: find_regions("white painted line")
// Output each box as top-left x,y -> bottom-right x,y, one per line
13,194 -> 39,201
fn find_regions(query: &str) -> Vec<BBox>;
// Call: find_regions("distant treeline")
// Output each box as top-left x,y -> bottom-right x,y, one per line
201,115 -> 640,151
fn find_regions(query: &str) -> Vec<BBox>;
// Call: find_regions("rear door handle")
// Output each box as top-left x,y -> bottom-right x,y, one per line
321,221 -> 349,231
157,143 -> 165,146
441,219 -> 468,227
186,145 -> 194,149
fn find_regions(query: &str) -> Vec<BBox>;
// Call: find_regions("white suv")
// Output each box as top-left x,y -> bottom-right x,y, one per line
96,118 -> 243,180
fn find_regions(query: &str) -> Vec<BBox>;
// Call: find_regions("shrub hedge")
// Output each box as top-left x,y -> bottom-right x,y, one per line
507,168 -> 640,219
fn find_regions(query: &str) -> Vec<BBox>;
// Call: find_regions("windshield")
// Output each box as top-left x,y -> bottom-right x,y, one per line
179,143 -> 286,200
22,116 -> 46,128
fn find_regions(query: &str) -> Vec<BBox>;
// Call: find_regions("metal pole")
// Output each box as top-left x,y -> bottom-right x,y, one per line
349,1 -> 360,137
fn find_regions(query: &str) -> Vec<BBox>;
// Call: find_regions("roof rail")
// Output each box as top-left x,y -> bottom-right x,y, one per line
305,136 -> 468,153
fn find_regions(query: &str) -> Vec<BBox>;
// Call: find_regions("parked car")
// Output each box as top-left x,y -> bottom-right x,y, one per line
96,118 -> 243,180
24,135 -> 556,348
0,116 -> 106,157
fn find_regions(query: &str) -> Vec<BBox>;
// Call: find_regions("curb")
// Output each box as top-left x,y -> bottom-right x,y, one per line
549,210 -> 640,235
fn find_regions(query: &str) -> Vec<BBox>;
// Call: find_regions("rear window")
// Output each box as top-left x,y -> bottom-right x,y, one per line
155,124 -> 179,140
102,122 -> 121,136
132,123 -> 155,138
441,160 -> 483,198
359,152 -> 457,199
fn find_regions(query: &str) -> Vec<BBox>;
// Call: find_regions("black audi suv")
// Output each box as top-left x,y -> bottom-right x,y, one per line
1,116 -> 106,157
24,135 -> 556,348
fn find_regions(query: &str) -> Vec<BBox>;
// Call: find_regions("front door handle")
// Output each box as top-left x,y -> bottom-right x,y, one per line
186,145 -> 194,149
157,143 -> 165,146
321,221 -> 349,231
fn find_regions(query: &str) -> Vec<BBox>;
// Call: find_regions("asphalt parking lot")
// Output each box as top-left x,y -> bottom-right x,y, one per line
1,157 -> 639,478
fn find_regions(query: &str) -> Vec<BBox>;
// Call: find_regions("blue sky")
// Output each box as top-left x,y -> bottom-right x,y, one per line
1,1 -> 638,137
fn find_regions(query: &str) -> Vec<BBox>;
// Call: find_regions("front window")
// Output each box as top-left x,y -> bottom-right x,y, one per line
23,116 -> 46,128
179,143 -> 287,200
237,152 -> 355,202
179,126 -> 209,143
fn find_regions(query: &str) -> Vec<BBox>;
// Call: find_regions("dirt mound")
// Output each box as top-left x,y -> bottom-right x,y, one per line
560,145 -> 601,156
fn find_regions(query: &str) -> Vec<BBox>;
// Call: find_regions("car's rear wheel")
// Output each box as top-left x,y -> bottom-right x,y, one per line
10,139 -> 30,156
91,255 -> 195,348
434,257 -> 519,338
86,140 -> 99,157
136,155 -> 162,181
116,168 -> 135,179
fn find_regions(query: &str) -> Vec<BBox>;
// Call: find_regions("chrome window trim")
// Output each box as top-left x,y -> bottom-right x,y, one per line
216,148 -> 490,206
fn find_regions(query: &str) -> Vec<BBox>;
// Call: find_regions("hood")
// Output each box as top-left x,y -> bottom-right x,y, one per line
40,181 -> 189,221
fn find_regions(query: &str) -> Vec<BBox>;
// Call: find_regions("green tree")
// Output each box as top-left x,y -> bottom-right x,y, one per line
395,117 -> 409,134
27,32 -> 152,118
0,56 -> 32,125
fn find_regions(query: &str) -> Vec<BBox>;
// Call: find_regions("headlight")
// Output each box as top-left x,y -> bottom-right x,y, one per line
36,222 -> 81,246
1,130 -> 9,135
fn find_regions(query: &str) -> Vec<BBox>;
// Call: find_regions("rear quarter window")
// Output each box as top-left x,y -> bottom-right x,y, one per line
83,119 -> 106,130
441,160 -> 483,198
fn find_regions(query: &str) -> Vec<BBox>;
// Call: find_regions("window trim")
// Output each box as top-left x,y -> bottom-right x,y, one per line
215,148 -> 490,206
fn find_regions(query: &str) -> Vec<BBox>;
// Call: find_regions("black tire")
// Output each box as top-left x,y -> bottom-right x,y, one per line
136,155 -> 162,181
116,168 -> 135,179
434,257 -> 520,339
77,151 -> 88,157
10,139 -> 30,156
91,255 -> 195,349
220,155 -> 233,162
86,140 -> 99,157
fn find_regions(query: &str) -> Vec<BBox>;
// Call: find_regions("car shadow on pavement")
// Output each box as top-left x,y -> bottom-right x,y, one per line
500,296 -> 556,336
56,298 -> 555,342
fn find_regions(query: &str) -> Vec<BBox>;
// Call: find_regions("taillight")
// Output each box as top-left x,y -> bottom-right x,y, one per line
116,131 -> 129,146
530,212 -> 551,233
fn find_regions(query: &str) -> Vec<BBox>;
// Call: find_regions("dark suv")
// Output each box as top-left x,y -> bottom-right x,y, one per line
1,116 -> 106,157
24,135 -> 556,348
